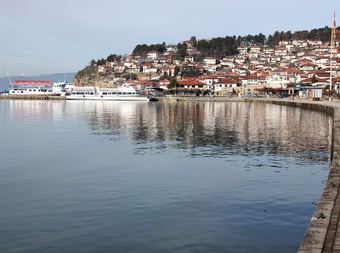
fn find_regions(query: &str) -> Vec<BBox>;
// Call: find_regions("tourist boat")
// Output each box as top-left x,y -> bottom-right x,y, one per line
8,80 -> 66,96
66,83 -> 154,101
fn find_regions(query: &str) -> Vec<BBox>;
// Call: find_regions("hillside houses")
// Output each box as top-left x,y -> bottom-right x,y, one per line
92,38 -> 340,95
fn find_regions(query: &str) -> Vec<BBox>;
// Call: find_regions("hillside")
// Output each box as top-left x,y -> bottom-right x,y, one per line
73,26 -> 337,88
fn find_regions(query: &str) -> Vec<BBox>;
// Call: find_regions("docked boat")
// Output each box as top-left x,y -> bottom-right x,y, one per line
8,80 -> 66,96
66,83 -> 153,101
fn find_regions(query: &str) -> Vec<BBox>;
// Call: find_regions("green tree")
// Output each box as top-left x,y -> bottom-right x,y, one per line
190,36 -> 197,47
168,78 -> 179,89
174,66 -> 181,76
177,43 -> 187,59
181,66 -> 200,77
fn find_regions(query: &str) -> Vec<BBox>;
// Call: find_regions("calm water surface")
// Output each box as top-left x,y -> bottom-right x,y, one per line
0,99 -> 332,253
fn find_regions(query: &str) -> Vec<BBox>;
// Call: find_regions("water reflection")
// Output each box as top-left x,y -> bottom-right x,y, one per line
4,99 -> 331,162
63,100 -> 332,162
1,99 -> 332,253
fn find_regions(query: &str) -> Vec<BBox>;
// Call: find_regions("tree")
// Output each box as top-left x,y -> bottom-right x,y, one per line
106,54 -> 118,62
174,66 -> 181,76
89,59 -> 96,66
168,78 -> 179,89
181,66 -> 200,77
190,36 -> 197,47
177,43 -> 187,59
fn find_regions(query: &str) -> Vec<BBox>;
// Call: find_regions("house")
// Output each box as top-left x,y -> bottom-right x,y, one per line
274,47 -> 287,56
146,50 -> 160,60
299,62 -> 317,72
178,77 -> 204,89
204,57 -> 218,65
250,45 -> 261,53
159,79 -> 170,90
237,45 -> 248,55
234,57 -> 245,65
199,75 -> 219,89
240,75 -> 258,87
185,55 -> 195,62
315,57 -> 330,69
262,47 -> 275,55
266,69 -> 299,89
98,65 -> 108,74
214,78 -> 239,92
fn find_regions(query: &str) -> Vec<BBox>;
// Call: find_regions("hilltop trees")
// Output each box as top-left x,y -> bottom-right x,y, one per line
177,43 -> 187,59
196,36 -> 239,59
132,42 -> 166,56
238,33 -> 266,45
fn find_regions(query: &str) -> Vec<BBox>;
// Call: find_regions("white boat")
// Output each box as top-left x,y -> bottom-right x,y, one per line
66,83 -> 153,101
8,80 -> 66,96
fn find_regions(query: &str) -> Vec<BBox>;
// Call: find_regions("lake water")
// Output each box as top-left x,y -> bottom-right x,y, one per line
0,99 -> 332,253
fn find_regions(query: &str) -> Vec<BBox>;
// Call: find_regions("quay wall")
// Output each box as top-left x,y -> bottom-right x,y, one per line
0,95 -> 66,100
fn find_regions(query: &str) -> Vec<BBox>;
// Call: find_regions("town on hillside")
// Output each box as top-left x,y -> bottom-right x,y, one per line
75,37 -> 340,98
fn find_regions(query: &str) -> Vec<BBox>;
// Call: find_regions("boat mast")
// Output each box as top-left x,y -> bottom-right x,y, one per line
3,66 -> 5,91
4,65 -> 13,89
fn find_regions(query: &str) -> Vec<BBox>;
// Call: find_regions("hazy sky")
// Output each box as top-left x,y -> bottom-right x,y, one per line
1,0 -> 338,76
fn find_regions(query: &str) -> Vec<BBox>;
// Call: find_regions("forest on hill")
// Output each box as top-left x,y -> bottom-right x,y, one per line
131,26 -> 335,59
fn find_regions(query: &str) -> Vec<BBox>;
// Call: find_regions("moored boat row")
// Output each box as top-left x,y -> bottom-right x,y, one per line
3,80 -> 158,101
66,83 -> 151,101
6,80 -> 72,97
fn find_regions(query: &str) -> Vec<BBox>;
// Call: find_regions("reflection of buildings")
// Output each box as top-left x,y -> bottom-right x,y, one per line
70,100 -> 331,161
5,100 -> 332,161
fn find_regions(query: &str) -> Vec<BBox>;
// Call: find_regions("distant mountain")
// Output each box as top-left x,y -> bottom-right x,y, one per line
0,73 -> 76,91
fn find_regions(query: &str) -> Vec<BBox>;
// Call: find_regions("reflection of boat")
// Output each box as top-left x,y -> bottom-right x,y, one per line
66,83 -> 153,101
8,80 -> 66,96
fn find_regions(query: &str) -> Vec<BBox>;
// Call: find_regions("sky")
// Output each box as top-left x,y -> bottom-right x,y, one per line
1,0 -> 338,76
